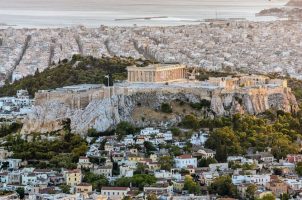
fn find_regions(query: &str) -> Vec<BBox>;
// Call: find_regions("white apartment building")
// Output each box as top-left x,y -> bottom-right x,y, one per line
174,155 -> 197,169
140,127 -> 160,136
284,179 -> 302,191
154,170 -> 173,179
232,174 -> 271,186
21,173 -> 38,185
209,163 -> 229,172
123,135 -> 135,145
163,131 -> 173,141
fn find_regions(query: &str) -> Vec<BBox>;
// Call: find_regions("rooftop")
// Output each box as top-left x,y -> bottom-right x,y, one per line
176,154 -> 193,159
101,187 -> 129,191
55,84 -> 102,92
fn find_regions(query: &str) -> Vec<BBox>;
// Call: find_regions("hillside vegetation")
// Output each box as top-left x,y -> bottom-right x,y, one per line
0,55 -> 153,97
2,54 -> 302,105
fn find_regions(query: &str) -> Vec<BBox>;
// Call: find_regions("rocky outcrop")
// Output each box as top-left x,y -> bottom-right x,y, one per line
21,87 -> 299,135
287,0 -> 302,6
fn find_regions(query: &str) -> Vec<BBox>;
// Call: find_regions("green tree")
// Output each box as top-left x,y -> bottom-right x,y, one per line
122,197 -> 132,200
4,133 -> 87,169
144,141 -> 157,155
168,145 -> 182,156
180,115 -> 199,130
205,127 -> 242,162
71,143 -> 88,161
49,154 -> 77,169
208,175 -> 237,197
87,128 -> 98,137
257,194 -> 275,200
134,163 -> 148,174
198,157 -> 217,167
170,127 -> 181,137
161,103 -> 172,113
147,193 -> 158,200
246,184 -> 257,200
83,172 -> 109,192
184,175 -> 201,195
115,174 -> 156,190
296,162 -> 302,176
59,184 -> 71,194
158,156 -> 173,171
280,193 -> 290,200
16,187 -> 25,199
116,122 -> 136,140
183,141 -> 193,153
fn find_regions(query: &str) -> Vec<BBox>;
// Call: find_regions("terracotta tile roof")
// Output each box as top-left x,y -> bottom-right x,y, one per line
177,154 -> 193,159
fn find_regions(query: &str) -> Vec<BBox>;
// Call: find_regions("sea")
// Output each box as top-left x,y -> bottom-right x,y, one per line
0,0 -> 288,28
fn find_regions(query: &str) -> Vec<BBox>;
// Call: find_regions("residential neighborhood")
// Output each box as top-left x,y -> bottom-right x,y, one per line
0,125 -> 301,200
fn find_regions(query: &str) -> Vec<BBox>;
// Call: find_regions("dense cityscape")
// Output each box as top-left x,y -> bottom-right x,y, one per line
1,20 -> 302,86
1,0 -> 302,200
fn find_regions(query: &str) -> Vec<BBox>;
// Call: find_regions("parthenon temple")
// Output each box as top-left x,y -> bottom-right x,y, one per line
127,64 -> 187,83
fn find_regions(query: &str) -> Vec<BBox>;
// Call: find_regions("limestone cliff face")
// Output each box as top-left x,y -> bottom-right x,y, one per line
21,87 -> 299,135
287,0 -> 302,6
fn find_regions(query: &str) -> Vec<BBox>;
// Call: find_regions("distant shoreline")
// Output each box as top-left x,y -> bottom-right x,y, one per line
0,0 -> 287,29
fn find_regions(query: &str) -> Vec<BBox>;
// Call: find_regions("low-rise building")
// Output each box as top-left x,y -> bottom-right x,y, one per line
232,174 -> 271,186
90,165 -> 112,177
65,169 -> 82,187
77,157 -> 93,169
286,154 -> 302,164
76,183 -> 93,194
101,187 -> 130,200
174,155 -> 197,169
266,180 -> 288,196
154,170 -> 172,179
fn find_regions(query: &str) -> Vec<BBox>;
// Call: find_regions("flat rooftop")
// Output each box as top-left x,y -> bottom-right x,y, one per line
55,84 -> 102,92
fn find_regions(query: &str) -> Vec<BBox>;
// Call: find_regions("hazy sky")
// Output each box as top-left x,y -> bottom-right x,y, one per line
0,0 -> 287,10
0,0 -> 287,27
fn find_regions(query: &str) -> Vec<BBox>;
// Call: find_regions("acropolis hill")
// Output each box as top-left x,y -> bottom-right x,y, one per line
21,64 -> 298,135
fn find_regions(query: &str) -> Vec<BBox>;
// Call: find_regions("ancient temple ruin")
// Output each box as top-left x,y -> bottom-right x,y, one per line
127,64 -> 186,83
